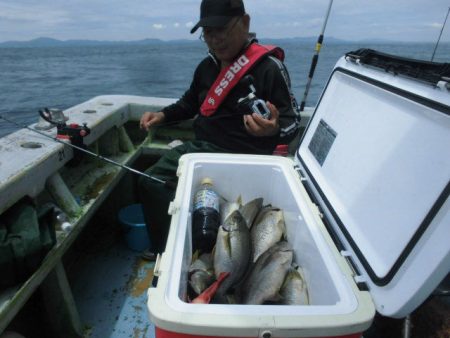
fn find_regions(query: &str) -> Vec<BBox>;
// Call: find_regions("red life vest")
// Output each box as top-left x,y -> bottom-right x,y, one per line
200,43 -> 284,117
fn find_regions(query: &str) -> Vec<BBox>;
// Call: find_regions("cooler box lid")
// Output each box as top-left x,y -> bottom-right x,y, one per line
295,51 -> 450,317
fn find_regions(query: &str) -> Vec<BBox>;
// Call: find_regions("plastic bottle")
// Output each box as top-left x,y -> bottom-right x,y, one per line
54,207 -> 73,232
192,178 -> 220,252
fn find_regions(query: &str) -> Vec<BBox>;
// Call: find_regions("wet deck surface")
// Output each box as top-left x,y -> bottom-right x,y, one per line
67,231 -> 449,338
71,242 -> 155,338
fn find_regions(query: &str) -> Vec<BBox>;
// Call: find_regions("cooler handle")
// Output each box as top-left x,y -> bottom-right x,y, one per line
151,253 -> 162,288
154,253 -> 162,276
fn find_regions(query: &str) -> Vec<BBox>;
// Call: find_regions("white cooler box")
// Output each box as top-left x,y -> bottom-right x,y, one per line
148,55 -> 450,338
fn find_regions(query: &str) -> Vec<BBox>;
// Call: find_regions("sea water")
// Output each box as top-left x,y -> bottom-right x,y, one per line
0,40 -> 448,137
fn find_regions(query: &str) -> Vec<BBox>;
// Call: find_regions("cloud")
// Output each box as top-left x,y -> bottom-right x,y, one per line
428,22 -> 445,29
0,0 -> 449,42
0,2 -> 71,25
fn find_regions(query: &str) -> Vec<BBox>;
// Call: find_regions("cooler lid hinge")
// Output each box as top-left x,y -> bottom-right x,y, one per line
294,164 -> 308,182
294,164 -> 324,219
341,250 -> 368,291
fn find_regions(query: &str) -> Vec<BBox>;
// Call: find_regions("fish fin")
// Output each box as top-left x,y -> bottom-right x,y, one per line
295,265 -> 307,280
255,197 -> 264,205
267,292 -> 283,303
196,272 -> 230,304
226,293 -> 237,304
188,280 -> 202,296
192,249 -> 200,262
236,194 -> 243,206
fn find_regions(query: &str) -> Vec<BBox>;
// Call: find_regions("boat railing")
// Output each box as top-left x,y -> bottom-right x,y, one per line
0,95 -> 182,336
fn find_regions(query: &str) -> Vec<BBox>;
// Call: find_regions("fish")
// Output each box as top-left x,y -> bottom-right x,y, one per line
239,241 -> 293,305
189,253 -> 215,295
220,195 -> 242,225
189,270 -> 214,295
213,210 -> 251,303
191,272 -> 230,304
279,266 -> 309,305
189,252 -> 213,272
250,206 -> 286,262
239,197 -> 263,229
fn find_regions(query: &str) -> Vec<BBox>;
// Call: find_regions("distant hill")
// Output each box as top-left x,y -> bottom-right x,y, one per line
0,35 -> 428,48
259,36 -> 349,44
0,36 -> 358,48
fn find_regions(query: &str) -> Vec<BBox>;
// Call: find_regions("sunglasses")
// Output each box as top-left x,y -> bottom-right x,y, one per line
199,17 -> 241,42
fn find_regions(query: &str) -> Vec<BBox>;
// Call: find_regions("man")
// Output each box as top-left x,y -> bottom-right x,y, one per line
139,0 -> 300,259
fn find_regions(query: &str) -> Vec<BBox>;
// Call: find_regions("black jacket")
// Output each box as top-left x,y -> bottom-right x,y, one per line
162,42 -> 301,154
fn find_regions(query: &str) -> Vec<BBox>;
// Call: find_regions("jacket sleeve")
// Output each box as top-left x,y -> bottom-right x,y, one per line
259,56 -> 301,145
161,66 -> 202,123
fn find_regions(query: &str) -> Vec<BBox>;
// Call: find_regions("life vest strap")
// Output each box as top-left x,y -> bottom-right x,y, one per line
200,43 -> 284,117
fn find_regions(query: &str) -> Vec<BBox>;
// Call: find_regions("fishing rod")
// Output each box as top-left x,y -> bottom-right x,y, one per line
0,89 -> 282,187
299,0 -> 334,112
0,114 -> 176,189
431,7 -> 450,62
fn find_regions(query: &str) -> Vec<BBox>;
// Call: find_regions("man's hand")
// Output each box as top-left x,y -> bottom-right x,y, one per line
243,101 -> 280,137
140,111 -> 165,131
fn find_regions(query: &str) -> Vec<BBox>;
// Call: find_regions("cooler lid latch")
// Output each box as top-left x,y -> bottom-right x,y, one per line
436,76 -> 450,91
168,201 -> 179,215
341,250 -> 368,291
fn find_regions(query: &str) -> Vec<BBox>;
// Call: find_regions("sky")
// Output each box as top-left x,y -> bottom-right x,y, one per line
0,0 -> 449,43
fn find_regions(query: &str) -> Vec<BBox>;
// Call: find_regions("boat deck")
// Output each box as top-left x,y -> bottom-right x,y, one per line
68,236 -> 449,338
70,241 -> 155,338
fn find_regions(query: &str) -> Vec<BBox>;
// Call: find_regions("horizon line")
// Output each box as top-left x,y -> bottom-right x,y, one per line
0,36 -> 448,45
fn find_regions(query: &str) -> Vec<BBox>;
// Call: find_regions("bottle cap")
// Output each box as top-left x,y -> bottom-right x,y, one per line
61,222 -> 73,232
201,177 -> 213,186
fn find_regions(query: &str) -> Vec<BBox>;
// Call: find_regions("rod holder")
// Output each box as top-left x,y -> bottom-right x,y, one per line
46,172 -> 81,218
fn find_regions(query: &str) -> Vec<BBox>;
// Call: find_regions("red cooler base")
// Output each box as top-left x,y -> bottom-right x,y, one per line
155,327 -> 362,338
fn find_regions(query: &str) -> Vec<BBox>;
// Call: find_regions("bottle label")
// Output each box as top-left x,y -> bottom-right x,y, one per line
194,189 -> 219,211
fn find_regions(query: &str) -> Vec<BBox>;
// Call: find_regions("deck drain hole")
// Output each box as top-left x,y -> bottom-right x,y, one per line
83,109 -> 97,114
101,102 -> 113,106
21,142 -> 43,149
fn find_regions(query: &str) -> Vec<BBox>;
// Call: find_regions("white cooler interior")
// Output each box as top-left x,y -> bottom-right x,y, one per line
298,70 -> 450,280
166,155 -> 362,317
294,63 -> 450,317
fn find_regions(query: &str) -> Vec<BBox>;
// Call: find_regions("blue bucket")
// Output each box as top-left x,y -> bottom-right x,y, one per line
118,204 -> 150,252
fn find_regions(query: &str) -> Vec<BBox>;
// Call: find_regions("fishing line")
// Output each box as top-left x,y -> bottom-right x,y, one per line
431,7 -> 450,62
0,114 -> 176,188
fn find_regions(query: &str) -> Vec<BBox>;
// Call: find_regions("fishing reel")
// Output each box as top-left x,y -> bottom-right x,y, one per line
39,108 -> 91,165
236,75 -> 271,119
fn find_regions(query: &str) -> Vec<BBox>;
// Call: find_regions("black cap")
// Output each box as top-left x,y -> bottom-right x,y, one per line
190,0 -> 245,34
